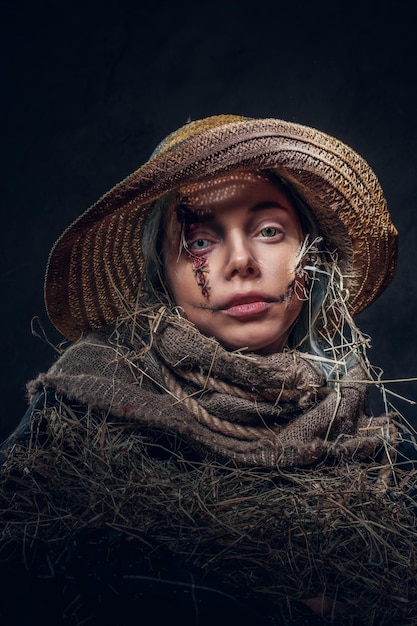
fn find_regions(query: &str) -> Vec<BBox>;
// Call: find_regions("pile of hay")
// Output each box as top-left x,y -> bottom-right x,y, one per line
1,400 -> 417,625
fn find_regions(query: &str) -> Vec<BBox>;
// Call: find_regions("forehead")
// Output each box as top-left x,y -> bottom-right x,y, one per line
176,170 -> 296,216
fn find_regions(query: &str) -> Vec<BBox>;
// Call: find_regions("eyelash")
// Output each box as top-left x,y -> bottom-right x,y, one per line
188,238 -> 212,252
185,223 -> 284,253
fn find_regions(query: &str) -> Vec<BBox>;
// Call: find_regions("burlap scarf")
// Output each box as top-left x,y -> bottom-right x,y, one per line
30,313 -> 396,468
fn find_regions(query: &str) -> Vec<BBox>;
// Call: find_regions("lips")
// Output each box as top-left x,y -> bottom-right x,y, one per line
220,293 -> 273,318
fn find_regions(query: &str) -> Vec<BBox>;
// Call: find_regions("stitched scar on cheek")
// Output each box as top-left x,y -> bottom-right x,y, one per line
277,280 -> 296,303
188,254 -> 210,298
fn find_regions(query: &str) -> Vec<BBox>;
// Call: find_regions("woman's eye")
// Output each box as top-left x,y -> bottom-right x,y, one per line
188,238 -> 211,251
260,226 -> 278,238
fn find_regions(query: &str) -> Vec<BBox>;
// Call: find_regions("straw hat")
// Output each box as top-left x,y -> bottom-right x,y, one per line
45,114 -> 398,341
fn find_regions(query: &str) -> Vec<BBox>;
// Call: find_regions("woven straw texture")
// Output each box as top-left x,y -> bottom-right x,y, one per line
44,115 -> 398,341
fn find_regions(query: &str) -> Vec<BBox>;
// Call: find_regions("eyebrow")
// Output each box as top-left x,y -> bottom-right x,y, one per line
177,200 -> 289,226
250,201 -> 290,213
176,203 -> 213,225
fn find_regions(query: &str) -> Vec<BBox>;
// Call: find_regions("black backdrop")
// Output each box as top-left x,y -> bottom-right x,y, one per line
2,0 -> 416,440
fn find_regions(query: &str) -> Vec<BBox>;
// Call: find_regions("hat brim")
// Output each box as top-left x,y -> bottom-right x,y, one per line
45,116 -> 398,341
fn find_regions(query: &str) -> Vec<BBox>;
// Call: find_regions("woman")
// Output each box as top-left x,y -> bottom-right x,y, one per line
1,115 -> 416,625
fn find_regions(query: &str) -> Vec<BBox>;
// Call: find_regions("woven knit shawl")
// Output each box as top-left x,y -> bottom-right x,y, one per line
30,315 -> 395,468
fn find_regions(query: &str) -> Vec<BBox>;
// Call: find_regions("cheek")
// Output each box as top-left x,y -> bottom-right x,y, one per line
165,262 -> 187,299
262,245 -> 300,281
189,254 -> 210,298
164,260 -> 202,307
164,239 -> 211,303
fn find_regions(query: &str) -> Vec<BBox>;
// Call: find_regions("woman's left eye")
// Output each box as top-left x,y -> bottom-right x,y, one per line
260,226 -> 278,238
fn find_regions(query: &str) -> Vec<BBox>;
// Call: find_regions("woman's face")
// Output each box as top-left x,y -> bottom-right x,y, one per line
163,172 -> 305,354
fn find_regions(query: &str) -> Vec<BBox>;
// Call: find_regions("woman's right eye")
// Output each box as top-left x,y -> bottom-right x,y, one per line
188,238 -> 211,252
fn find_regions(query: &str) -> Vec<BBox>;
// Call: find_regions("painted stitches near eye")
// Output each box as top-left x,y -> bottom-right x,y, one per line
188,253 -> 210,298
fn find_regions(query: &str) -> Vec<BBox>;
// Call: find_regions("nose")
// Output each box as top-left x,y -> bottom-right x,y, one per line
224,232 -> 261,280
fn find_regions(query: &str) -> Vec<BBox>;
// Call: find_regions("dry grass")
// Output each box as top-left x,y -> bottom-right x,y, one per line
1,401 -> 417,624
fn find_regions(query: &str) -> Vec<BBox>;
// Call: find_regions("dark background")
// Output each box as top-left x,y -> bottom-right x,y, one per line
2,0 -> 416,440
